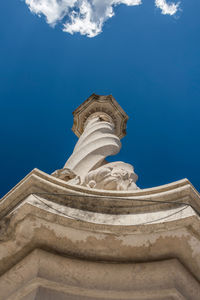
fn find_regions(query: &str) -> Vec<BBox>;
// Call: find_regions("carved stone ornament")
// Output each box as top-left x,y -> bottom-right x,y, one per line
52,94 -> 139,191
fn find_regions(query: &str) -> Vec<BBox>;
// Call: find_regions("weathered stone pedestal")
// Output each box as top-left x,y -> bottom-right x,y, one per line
0,94 -> 200,299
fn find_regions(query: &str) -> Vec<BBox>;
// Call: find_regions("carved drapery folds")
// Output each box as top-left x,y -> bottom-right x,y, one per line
52,94 -> 139,191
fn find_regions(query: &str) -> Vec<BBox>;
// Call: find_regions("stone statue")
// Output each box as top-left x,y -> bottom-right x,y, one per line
52,94 -> 139,191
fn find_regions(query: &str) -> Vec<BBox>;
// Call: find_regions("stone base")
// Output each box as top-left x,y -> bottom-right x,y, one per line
0,169 -> 200,299
1,249 -> 199,300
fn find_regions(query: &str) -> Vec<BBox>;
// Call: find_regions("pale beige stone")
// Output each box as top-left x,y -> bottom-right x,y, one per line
71,93 -> 128,139
0,170 -> 200,289
0,94 -> 200,299
0,249 -> 199,300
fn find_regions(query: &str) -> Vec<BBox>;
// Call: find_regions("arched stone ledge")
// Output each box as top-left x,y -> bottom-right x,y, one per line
0,168 -> 200,218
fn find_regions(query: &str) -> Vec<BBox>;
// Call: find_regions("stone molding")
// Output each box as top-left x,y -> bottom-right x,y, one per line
0,169 -> 200,218
0,171 -> 200,283
72,94 -> 128,139
1,94 -> 200,299
0,249 -> 199,300
0,169 -> 200,295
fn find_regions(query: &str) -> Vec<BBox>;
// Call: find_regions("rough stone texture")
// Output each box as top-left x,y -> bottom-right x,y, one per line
0,168 -> 200,299
0,94 -> 200,299
1,249 -> 199,300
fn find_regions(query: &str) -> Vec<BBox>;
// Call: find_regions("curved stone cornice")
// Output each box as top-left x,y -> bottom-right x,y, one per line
0,195 -> 200,286
0,168 -> 200,285
0,168 -> 200,218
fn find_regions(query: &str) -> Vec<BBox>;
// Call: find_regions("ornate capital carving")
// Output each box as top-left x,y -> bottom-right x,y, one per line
72,94 -> 128,139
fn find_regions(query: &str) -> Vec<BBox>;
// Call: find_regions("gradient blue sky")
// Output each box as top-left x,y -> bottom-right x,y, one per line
0,0 -> 200,197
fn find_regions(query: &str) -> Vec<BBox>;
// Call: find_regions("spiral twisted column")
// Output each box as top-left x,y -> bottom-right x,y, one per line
53,94 -> 139,190
64,114 -> 121,181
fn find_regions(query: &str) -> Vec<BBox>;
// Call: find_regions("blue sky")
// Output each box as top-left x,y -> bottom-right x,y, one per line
0,0 -> 200,197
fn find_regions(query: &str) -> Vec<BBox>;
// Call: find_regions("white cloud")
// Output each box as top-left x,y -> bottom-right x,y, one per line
25,0 -> 77,24
155,0 -> 180,15
24,0 -> 180,38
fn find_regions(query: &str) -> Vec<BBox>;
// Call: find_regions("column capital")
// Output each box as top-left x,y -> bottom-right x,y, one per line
72,93 -> 129,139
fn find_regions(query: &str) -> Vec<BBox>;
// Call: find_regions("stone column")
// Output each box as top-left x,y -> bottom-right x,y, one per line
64,113 -> 121,181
